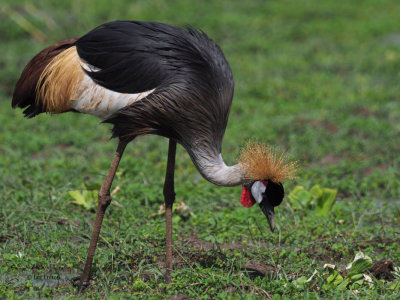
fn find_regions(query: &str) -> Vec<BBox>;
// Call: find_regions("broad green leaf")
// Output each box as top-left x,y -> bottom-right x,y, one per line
389,281 -> 400,291
327,270 -> 344,286
350,274 -> 364,282
68,189 -> 98,210
314,187 -> 337,217
288,186 -> 312,209
68,190 -> 86,207
346,252 -> 373,278
351,279 -> 364,286
322,268 -> 344,291
294,275 -> 308,289
336,278 -> 350,290
288,185 -> 337,216
309,185 -> 323,200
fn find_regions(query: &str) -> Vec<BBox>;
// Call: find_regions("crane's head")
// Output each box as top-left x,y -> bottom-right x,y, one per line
238,141 -> 297,232
240,180 -> 284,232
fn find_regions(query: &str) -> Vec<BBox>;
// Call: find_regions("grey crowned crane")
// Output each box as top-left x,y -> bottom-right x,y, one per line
12,21 -> 296,289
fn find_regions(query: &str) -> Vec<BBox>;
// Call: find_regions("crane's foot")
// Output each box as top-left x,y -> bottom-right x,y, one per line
70,275 -> 92,292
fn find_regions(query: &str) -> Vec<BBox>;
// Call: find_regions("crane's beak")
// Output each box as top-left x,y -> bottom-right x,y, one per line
259,202 -> 275,232
250,181 -> 276,232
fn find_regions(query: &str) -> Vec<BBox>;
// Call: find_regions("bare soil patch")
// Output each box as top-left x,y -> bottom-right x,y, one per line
241,260 -> 277,279
369,258 -> 395,280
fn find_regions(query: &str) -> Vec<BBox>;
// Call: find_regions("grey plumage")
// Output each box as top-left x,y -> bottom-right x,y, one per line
82,22 -> 235,174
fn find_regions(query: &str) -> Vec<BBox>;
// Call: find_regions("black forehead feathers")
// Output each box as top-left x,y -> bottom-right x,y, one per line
265,180 -> 284,207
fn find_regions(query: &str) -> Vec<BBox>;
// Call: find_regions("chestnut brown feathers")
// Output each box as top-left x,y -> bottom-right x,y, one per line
12,39 -> 77,117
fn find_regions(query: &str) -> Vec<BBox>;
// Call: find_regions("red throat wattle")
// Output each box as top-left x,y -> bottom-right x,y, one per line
240,186 -> 255,207
240,181 -> 268,208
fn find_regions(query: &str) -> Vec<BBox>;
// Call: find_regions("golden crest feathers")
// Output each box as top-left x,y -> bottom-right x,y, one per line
238,141 -> 298,183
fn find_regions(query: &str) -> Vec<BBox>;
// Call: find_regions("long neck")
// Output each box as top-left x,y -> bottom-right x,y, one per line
187,147 -> 245,187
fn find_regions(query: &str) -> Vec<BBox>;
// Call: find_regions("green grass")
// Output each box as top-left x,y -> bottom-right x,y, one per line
1,0 -> 400,298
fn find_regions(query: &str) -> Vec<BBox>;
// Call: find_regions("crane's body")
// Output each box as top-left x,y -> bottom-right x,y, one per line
12,21 -> 293,290
13,21 -> 236,185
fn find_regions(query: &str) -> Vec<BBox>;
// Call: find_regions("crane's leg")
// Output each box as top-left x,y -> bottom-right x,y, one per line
78,140 -> 127,291
164,139 -> 176,283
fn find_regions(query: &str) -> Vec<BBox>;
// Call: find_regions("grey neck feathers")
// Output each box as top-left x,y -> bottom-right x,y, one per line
187,147 -> 244,187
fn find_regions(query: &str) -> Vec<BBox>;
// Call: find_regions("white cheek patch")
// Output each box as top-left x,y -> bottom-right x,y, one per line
251,181 -> 266,204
